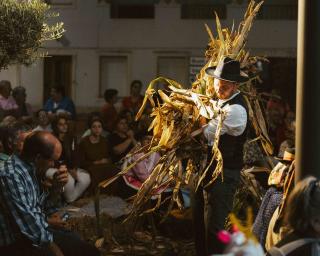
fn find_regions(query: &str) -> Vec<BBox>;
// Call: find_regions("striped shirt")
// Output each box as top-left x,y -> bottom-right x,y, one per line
0,155 -> 52,247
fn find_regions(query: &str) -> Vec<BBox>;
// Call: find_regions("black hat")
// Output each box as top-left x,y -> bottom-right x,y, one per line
205,57 -> 248,83
275,148 -> 295,163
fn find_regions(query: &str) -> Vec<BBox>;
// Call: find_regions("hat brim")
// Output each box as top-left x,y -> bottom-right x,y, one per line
274,157 -> 294,163
205,66 -> 249,83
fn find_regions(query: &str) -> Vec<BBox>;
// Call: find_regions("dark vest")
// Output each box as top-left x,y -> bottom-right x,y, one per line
218,93 -> 248,169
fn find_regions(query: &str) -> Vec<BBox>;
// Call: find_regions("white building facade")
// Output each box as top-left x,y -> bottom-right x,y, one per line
0,0 -> 297,112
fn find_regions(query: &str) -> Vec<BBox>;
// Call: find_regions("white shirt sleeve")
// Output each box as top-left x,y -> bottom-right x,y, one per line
203,104 -> 247,145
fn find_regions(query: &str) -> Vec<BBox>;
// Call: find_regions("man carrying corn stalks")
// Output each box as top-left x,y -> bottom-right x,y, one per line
194,56 -> 249,255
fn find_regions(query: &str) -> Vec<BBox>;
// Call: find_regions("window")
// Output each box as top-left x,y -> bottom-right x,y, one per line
181,4 -> 226,19
189,57 -> 206,84
44,0 -> 75,6
110,4 -> 155,19
157,56 -> 189,88
99,56 -> 128,97
257,4 -> 297,20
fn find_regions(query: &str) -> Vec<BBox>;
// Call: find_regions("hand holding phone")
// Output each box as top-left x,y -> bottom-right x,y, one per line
61,212 -> 70,222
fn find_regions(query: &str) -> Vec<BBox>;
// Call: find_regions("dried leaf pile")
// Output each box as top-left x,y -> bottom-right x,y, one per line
100,0 -> 273,220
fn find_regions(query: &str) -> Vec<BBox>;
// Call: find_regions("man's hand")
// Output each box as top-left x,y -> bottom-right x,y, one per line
69,169 -> 78,180
42,177 -> 53,189
56,165 -> 68,186
199,116 -> 207,127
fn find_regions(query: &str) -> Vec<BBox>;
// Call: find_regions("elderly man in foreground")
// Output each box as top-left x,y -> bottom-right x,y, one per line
0,131 -> 99,256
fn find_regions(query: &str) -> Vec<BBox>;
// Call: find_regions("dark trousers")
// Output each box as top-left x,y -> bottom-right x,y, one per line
0,228 -> 100,256
193,168 -> 240,255
52,228 -> 100,256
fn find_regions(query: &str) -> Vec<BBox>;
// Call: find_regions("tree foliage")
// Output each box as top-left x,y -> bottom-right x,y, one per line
0,0 -> 64,70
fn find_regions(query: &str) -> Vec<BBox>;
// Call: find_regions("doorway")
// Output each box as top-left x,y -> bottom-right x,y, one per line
43,55 -> 73,103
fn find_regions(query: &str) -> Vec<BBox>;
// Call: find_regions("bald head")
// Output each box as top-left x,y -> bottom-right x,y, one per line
20,131 -> 62,177
21,131 -> 62,162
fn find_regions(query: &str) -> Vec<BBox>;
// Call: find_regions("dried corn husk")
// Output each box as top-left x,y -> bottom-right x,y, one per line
100,1 -> 273,220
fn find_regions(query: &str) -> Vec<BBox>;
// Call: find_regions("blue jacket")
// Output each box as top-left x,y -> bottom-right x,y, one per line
44,96 -> 76,119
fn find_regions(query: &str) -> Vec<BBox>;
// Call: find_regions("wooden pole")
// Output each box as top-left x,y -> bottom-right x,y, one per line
295,0 -> 320,182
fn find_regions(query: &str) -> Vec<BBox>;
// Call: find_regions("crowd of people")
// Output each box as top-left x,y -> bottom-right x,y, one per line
0,62 -> 317,256
0,79 -> 154,255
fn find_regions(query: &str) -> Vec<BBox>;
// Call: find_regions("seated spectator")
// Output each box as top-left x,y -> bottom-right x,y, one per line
0,115 -> 16,127
0,126 -> 14,164
81,112 -> 109,138
101,89 -> 118,133
0,80 -> 18,118
267,176 -> 320,256
266,90 -> 290,154
0,121 -> 32,157
108,116 -> 137,163
12,86 -> 33,123
119,109 -> 135,129
0,131 -> 99,256
266,89 -> 290,118
47,116 -> 90,203
125,135 -> 160,183
135,101 -> 153,138
78,117 -> 117,194
122,80 -> 144,115
278,112 -> 295,158
33,109 -> 52,132
122,135 -> 161,197
44,86 -> 76,119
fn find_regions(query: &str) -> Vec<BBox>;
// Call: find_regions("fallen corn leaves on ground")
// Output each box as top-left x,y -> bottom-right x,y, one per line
69,208 -> 195,255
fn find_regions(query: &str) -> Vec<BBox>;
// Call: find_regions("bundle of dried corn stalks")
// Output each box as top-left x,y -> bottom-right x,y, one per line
100,0 -> 273,220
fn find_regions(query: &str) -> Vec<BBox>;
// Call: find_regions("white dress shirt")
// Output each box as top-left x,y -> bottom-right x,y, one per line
203,91 -> 247,146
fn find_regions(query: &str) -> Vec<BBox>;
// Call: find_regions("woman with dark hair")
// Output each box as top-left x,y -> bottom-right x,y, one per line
0,121 -> 32,155
46,116 -> 90,203
81,112 -> 109,138
122,80 -> 143,115
0,125 -> 18,163
101,89 -> 118,133
78,117 -> 117,194
0,122 -> 32,175
108,116 -> 137,163
267,176 -> 320,256
33,109 -> 52,132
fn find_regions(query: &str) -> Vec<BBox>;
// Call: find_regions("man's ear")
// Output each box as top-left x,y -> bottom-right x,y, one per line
34,154 -> 41,164
311,218 -> 320,233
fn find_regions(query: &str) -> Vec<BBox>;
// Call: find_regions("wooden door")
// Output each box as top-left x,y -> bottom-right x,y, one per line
43,55 -> 72,103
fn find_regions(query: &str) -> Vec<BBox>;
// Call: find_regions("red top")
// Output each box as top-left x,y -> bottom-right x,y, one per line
101,103 -> 118,132
122,95 -> 144,114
